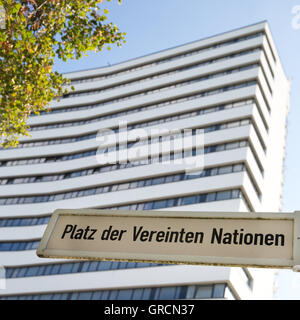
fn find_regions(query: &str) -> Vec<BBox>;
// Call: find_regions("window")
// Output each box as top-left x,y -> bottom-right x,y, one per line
129,181 -> 138,189
60,263 -> 73,274
96,186 -> 103,193
241,119 -> 251,126
117,183 -> 129,191
18,267 -> 27,278
83,189 -> 95,196
37,266 -> 46,276
151,177 -> 164,185
0,242 -> 11,251
136,203 -> 145,210
91,291 -> 103,300
111,185 -> 118,192
210,168 -> 218,176
206,193 -> 216,202
227,121 -> 239,129
25,266 -> 39,277
54,194 -> 64,201
194,285 -> 213,299
71,263 -> 81,273
218,166 -> 232,175
88,261 -> 99,272
239,140 -> 248,147
142,288 -> 152,300
78,292 -> 92,300
9,269 -> 18,278
10,242 -> 20,251
233,164 -> 244,172
81,262 -> 90,272
44,265 -> 53,275
226,142 -> 239,150
0,283 -> 235,300
153,200 -> 167,209
132,289 -> 143,300
232,190 -> 241,199
108,290 -> 118,300
101,291 -> 110,300
51,264 -> 60,274
100,261 -> 111,271
216,191 -> 231,201
172,174 -> 181,182
213,284 -> 226,298
64,193 -> 72,199
181,196 -> 197,206
117,289 -> 132,300
102,186 -> 110,193
144,202 -> 153,210
156,287 -> 177,300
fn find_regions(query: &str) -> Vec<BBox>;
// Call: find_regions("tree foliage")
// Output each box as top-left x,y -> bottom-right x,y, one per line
0,0 -> 125,147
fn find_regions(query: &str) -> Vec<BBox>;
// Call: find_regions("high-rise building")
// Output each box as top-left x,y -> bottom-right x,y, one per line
0,21 -> 290,300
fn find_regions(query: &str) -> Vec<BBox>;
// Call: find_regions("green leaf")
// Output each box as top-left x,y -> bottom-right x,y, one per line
0,0 -> 125,148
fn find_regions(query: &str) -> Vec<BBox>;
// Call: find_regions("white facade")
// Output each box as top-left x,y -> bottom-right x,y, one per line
0,21 -> 289,300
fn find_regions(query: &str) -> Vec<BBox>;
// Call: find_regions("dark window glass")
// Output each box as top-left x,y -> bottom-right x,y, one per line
70,262 -> 80,273
26,266 -> 39,277
40,294 -> 52,300
51,264 -> 61,274
81,262 -> 90,272
153,200 -> 167,209
158,286 -> 177,300
31,241 -> 40,249
206,193 -> 216,202
91,291 -> 102,300
194,285 -> 213,299
132,289 -> 143,300
144,202 -> 153,210
152,177 -> 164,185
177,286 -> 188,299
10,242 -> 20,251
110,262 -> 119,270
18,267 -> 27,278
101,291 -> 110,300
88,261 -> 99,272
60,263 -> 73,274
11,219 -> 20,227
181,196 -> 197,205
126,262 -> 136,269
142,288 -> 152,300
232,190 -> 241,198
117,289 -> 132,300
218,166 -> 232,175
52,293 -> 62,300
78,292 -> 92,300
216,191 -> 231,201
213,284 -> 226,298
108,290 -> 118,300
44,265 -> 52,275
5,269 -> 13,278
37,265 -> 46,276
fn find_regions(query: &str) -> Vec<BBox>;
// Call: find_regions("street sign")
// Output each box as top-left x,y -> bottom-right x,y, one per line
36,209 -> 300,271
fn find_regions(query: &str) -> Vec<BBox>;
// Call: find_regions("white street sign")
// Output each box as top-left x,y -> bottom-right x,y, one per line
36,209 -> 300,271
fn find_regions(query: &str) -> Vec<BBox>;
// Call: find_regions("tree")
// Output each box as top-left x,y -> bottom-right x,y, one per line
0,0 -> 125,148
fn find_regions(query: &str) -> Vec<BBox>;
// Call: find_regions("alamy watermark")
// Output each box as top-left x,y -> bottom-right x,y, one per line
0,4 -> 5,30
292,5 -> 300,29
96,121 -> 205,175
0,265 -> 6,290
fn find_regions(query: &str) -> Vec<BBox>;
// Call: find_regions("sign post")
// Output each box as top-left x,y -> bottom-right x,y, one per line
36,209 -> 300,271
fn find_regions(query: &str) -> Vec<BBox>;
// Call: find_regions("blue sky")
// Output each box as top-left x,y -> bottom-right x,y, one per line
54,0 -> 300,299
